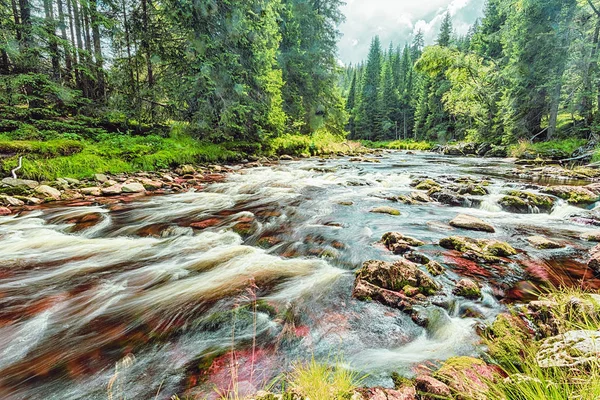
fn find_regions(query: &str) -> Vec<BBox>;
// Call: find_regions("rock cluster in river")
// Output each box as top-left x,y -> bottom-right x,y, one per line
405,176 -> 490,208
0,161 -> 274,215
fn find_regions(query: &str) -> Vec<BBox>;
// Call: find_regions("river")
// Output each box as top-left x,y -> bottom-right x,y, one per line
0,151 -> 598,399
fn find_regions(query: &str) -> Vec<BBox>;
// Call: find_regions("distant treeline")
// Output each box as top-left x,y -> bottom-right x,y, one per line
342,0 -> 600,145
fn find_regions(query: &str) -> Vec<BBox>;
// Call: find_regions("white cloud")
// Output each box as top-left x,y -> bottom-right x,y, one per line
338,0 -> 485,64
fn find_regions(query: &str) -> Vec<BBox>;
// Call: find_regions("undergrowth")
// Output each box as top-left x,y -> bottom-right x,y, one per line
361,139 -> 434,151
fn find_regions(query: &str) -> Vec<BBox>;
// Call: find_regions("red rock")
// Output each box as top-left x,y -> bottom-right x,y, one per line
191,218 -> 222,229
0,207 -> 11,216
415,375 -> 451,399
354,387 -> 416,400
67,201 -> 94,207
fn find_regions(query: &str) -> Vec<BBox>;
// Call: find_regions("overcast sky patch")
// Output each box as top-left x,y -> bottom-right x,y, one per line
338,0 -> 485,64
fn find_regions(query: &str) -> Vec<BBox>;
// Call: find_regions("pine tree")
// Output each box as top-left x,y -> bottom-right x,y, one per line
411,29 -> 425,61
356,36 -> 383,140
346,70 -> 358,136
437,12 -> 453,47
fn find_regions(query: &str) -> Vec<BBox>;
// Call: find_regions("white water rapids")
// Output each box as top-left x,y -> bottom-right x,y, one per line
0,152 -> 598,399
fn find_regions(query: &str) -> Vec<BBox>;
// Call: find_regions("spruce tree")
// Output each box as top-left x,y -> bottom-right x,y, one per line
356,36 -> 383,140
437,13 -> 453,47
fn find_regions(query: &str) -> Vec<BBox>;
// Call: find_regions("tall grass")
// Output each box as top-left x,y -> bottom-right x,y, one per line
288,357 -> 363,400
484,286 -> 600,400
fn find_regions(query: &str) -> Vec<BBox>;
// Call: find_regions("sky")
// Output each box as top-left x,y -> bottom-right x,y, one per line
338,0 -> 486,65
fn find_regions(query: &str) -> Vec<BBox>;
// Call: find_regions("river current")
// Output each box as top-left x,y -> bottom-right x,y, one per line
0,152 -> 598,399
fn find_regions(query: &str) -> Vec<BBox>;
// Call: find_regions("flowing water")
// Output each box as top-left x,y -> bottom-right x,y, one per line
1,152 -> 599,399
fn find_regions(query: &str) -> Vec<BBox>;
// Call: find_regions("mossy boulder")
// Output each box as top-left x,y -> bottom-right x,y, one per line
499,190 -> 555,213
485,313 -> 532,370
440,236 -> 517,263
411,178 -> 440,191
355,259 -> 440,295
536,330 -> 600,368
415,179 -> 440,191
453,278 -> 482,299
382,232 -> 425,255
371,206 -> 401,216
541,185 -> 599,205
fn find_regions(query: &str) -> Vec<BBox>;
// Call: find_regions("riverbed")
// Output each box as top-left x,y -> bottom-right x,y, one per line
0,151 -> 598,399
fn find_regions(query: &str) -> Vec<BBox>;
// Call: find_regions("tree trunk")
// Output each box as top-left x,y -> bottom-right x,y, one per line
122,0 -> 137,98
90,0 -> 105,99
57,0 -> 73,76
43,0 -> 61,78
18,0 -> 33,71
141,0 -> 154,115
71,0 -> 87,95
10,0 -> 21,41
548,83 -> 561,140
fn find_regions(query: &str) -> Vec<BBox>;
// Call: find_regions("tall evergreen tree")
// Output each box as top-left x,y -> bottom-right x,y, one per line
437,12 -> 453,47
356,36 -> 383,140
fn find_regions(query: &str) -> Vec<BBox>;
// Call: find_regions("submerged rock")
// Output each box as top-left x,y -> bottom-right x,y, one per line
536,330 -> 600,368
371,206 -> 401,216
440,236 -> 517,263
499,190 -> 555,214
526,236 -> 564,249
453,278 -> 482,299
0,206 -> 11,215
449,214 -> 495,233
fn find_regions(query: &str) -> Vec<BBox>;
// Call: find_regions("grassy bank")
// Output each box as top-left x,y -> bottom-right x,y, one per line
508,138 -> 587,159
361,139 -> 434,151
0,124 -> 366,181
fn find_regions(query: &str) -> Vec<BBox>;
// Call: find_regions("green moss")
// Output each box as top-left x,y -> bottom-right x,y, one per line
414,179 -> 440,191
485,241 -> 518,257
485,314 -> 531,371
391,372 -> 413,389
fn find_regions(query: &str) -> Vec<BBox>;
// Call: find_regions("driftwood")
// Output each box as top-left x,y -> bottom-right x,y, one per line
11,156 -> 22,179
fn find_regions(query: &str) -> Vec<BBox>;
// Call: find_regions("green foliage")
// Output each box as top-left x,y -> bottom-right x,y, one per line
288,357 -> 362,400
508,138 -> 586,158
362,139 -> 433,151
267,129 -> 353,157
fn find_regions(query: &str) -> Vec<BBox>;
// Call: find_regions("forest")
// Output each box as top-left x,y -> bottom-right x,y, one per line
0,0 -> 348,179
343,0 -> 600,149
